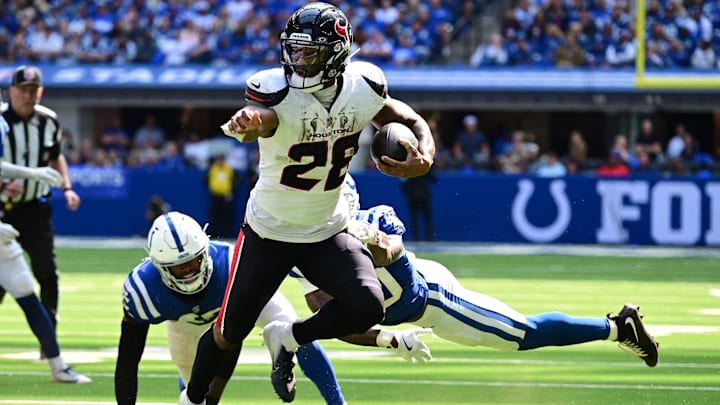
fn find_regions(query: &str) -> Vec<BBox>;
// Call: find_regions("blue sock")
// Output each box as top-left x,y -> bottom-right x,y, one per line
296,341 -> 345,405
15,294 -> 60,358
178,375 -> 185,391
520,312 -> 610,350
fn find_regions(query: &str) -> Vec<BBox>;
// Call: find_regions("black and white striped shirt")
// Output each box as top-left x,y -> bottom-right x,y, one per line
0,102 -> 61,203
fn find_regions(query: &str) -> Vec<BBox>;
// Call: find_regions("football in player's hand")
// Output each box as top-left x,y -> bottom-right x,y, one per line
371,122 -> 418,163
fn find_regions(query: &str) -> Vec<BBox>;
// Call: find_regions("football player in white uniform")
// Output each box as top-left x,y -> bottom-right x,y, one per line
181,2 -> 434,405
293,176 -> 660,368
116,212 -> 347,405
0,115 -> 91,384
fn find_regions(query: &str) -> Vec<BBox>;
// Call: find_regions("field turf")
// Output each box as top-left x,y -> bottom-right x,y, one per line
0,247 -> 718,404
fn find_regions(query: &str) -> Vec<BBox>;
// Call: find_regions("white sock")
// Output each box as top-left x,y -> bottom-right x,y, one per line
607,319 -> 618,341
282,322 -> 300,352
48,356 -> 65,372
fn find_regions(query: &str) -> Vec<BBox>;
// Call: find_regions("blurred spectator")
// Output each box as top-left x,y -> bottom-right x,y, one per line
211,34 -> 239,66
145,194 -> 171,226
668,38 -> 691,68
666,123 -> 687,160
183,131 -> 210,169
596,150 -> 630,177
634,118 -> 662,163
690,39 -> 715,69
497,131 -> 534,174
59,127 -> 75,159
506,34 -> 533,65
605,30 -> 636,68
133,30 -> 160,63
157,30 -> 192,65
0,29 -> 11,62
541,23 -> 567,66
391,31 -> 420,66
357,28 -> 393,65
99,117 -> 131,159
206,154 -> 236,238
513,0 -> 537,31
400,170 -> 437,242
452,114 -> 488,170
665,157 -> 690,176
77,29 -> 112,63
425,114 -> 454,171
611,133 -> 639,170
469,33 -> 508,67
633,150 -> 657,175
566,130 -> 588,168
554,30 -> 586,67
157,141 -> 187,171
111,33 -> 137,65
684,6 -> 712,43
133,114 -> 166,149
534,150 -> 567,177
27,20 -> 64,63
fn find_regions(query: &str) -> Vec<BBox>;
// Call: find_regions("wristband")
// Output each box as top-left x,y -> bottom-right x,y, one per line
62,186 -> 73,192
375,329 -> 395,348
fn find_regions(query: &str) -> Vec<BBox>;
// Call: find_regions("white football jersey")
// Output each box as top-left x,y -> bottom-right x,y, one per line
245,61 -> 388,243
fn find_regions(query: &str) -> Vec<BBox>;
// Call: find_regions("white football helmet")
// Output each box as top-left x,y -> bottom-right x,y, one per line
342,174 -> 360,219
147,211 -> 213,295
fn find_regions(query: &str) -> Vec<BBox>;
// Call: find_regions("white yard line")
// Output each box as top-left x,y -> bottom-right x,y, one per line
55,237 -> 720,258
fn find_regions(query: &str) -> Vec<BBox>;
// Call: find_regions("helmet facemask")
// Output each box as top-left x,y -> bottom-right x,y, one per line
280,3 -> 352,93
147,212 -> 214,295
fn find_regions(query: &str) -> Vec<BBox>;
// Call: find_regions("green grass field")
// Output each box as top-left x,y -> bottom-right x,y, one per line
1,247 -> 719,404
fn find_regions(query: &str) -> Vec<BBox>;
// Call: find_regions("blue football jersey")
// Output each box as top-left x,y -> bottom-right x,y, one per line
358,205 -> 428,326
122,241 -> 232,326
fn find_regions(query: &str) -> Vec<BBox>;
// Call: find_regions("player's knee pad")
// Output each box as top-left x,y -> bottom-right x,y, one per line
0,252 -> 36,298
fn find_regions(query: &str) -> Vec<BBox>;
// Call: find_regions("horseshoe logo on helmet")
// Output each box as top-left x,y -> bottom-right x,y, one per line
335,20 -> 349,42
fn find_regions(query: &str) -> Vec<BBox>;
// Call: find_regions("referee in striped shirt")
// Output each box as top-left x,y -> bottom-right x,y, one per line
0,65 -> 80,343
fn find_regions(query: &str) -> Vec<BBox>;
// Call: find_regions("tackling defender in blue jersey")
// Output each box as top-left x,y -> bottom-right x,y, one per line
115,211 -> 346,405
292,176 -> 660,367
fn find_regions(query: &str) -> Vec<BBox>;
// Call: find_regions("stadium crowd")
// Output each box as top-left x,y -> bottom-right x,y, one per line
60,111 -> 718,179
2,0 -> 719,69
0,0 -> 473,67
1,0 -> 717,177
472,0 -> 720,69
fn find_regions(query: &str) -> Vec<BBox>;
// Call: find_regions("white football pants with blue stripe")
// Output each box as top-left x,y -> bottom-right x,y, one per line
411,258 -> 611,351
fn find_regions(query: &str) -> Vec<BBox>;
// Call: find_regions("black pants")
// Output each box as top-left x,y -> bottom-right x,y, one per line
408,196 -> 433,241
0,200 -> 58,326
218,222 -> 385,345
209,195 -> 234,238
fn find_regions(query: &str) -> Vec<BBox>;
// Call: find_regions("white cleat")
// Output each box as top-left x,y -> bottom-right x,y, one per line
52,367 -> 92,384
179,389 -> 205,405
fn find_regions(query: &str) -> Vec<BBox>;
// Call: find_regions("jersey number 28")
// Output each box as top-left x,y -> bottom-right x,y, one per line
281,133 -> 360,191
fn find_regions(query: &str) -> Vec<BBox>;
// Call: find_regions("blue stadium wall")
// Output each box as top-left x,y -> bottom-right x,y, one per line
51,168 -> 720,246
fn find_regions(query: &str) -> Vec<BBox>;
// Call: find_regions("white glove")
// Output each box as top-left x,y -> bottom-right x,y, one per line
347,220 -> 380,245
1,162 -> 63,187
377,328 -> 433,363
26,167 -> 64,188
0,222 -> 19,244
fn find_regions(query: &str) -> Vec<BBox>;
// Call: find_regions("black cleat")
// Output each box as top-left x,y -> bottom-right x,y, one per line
263,321 -> 297,402
608,304 -> 660,367
270,348 -> 296,402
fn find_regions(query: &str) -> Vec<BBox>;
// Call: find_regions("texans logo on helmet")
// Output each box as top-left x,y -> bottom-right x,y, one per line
334,20 -> 349,42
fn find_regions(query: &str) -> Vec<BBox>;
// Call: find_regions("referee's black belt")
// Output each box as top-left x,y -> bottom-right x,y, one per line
2,198 -> 48,211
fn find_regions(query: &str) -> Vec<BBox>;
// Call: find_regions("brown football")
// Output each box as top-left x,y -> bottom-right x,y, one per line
371,122 -> 418,163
